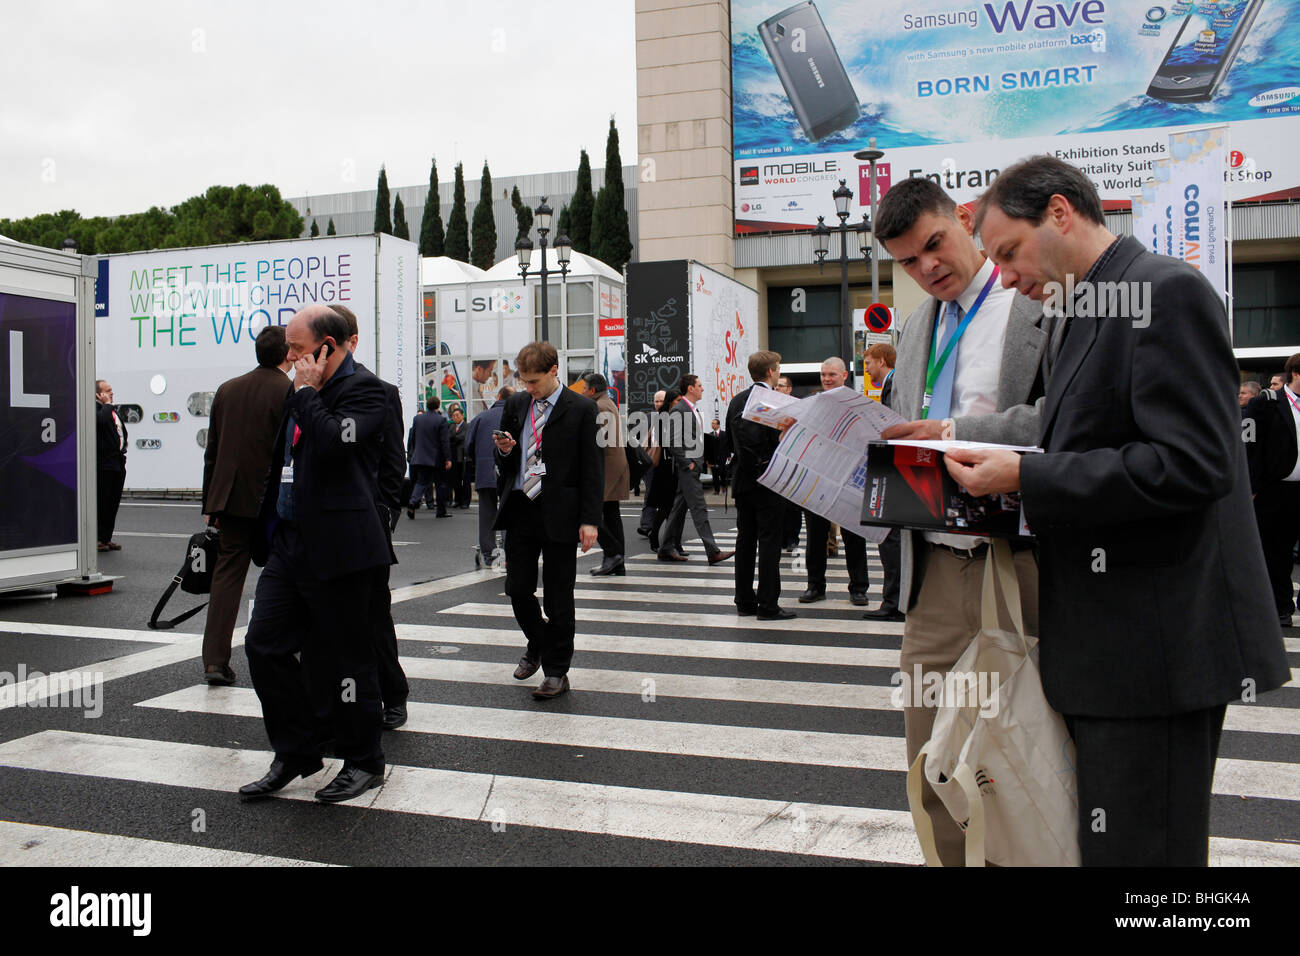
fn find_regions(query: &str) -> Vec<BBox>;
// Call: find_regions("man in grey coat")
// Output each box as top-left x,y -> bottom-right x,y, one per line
465,388 -> 514,567
875,176 -> 1049,866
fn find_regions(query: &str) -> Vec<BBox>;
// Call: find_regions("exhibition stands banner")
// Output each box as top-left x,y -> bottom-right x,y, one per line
731,0 -> 1300,232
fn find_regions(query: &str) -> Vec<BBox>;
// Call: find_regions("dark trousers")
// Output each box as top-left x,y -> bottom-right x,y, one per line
663,463 -> 720,555
202,514 -> 256,668
804,511 -> 869,594
244,523 -> 385,772
502,494 -> 578,677
878,528 -> 901,611
597,500 -> 626,559
451,461 -> 472,507
638,466 -> 657,532
96,468 -> 125,543
370,562 -> 408,707
1254,482 -> 1300,616
735,487 -> 785,613
409,464 -> 449,515
477,487 -> 500,559
1067,704 -> 1227,866
782,503 -> 802,550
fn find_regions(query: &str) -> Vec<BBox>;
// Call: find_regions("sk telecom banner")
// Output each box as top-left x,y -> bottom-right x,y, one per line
626,261 -> 691,415
688,263 -> 759,425
732,0 -> 1300,232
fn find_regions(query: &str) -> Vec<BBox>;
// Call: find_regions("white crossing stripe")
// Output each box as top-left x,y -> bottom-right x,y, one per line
442,601 -> 905,636
0,731 -> 925,863
136,686 -> 908,771
564,588 -> 880,612
393,623 -> 901,667
0,620 -> 196,645
0,820 -> 333,867
399,656 -> 896,710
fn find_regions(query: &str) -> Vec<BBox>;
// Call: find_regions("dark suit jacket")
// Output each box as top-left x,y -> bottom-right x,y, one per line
1243,387 -> 1299,495
202,365 -> 291,518
251,355 -> 392,580
1019,236 -> 1290,717
407,411 -> 451,467
95,402 -> 127,472
492,386 -> 603,542
726,384 -> 781,497
465,399 -> 508,489
879,369 -> 894,409
663,399 -> 706,472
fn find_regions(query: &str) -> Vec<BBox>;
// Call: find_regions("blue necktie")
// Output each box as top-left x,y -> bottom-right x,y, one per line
928,301 -> 961,421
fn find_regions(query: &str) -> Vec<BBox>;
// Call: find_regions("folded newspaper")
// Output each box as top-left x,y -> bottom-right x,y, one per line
745,386 -> 906,542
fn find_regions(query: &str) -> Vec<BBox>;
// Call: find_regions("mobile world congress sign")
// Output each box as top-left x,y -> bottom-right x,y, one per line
731,0 -> 1300,233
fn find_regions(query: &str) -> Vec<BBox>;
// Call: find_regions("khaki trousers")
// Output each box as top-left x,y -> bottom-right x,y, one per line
901,543 -> 1039,866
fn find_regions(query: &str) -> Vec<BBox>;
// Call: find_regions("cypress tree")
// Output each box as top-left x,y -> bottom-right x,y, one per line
470,162 -> 497,270
393,195 -> 410,240
374,166 -> 392,235
510,185 -> 533,243
569,149 -> 595,253
556,204 -> 572,244
418,158 -> 445,256
445,162 -> 469,262
327,218 -> 336,235
310,219 -> 320,237
590,119 -> 632,271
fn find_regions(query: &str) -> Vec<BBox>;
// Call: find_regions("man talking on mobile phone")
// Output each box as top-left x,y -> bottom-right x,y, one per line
239,304 -> 391,804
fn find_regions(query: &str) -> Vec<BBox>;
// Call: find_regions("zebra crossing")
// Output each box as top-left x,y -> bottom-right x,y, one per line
1,522 -> 1298,866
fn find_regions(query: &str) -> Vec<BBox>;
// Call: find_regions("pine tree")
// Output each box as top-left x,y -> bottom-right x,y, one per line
393,195 -> 410,240
470,162 -> 497,270
310,219 -> 320,237
569,149 -> 595,253
445,162 -> 469,262
590,119 -> 633,271
510,185 -> 533,243
374,166 -> 392,235
418,158 -> 445,256
327,218 -> 336,235
556,204 -> 572,243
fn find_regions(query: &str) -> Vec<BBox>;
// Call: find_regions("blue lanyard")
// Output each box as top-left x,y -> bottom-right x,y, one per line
921,266 -> 1000,419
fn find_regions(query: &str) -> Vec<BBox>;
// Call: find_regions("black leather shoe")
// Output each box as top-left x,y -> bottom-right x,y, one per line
658,550 -> 689,562
798,588 -> 826,604
513,655 -> 541,680
238,758 -> 324,798
736,605 -> 758,616
314,765 -> 384,803
708,549 -> 735,565
636,527 -> 650,537
862,605 -> 905,621
849,591 -> 869,606
204,664 -> 236,686
381,703 -> 408,730
757,608 -> 796,621
1281,614 -> 1293,628
590,556 -> 625,576
406,507 -> 415,520
532,674 -> 570,700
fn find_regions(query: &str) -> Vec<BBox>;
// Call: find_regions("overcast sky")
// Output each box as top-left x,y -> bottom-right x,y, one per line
0,0 -> 638,220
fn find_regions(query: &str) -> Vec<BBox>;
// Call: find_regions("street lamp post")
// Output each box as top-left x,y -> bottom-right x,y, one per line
515,196 -> 572,343
812,182 -> 872,377
854,140 -> 885,306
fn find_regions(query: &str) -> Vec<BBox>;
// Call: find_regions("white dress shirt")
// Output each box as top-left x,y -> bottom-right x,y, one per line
925,255 -> 1017,550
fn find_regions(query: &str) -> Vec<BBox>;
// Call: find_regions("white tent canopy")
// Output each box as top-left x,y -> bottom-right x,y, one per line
420,255 -> 487,284
481,249 -> 622,282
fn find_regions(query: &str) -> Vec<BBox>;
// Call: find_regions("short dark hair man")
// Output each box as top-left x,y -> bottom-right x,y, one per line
464,386 -> 514,567
492,342 -> 604,699
239,304 -> 394,803
950,155 -> 1290,865
727,350 -> 792,620
658,373 -> 734,565
1271,373 -> 1286,391
199,324 -> 293,685
406,395 -> 452,518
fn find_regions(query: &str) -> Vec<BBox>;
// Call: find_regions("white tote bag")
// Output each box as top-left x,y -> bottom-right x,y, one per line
906,540 -> 1080,867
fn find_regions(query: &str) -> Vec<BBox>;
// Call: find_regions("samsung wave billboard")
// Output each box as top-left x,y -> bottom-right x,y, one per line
731,0 -> 1300,233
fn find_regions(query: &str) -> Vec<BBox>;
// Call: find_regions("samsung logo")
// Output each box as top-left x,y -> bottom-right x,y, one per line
807,56 -> 825,88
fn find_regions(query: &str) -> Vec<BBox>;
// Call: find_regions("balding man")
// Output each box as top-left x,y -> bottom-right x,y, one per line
799,357 -> 870,605
239,305 -> 391,804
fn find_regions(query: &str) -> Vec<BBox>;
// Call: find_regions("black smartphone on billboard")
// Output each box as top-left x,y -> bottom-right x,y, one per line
1146,0 -> 1264,102
758,1 -> 860,141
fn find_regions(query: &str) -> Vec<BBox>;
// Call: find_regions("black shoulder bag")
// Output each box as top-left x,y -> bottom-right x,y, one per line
148,528 -> 219,629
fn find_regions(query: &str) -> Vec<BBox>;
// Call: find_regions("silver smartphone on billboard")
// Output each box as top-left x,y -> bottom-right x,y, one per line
1146,0 -> 1264,102
759,1 -> 860,141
